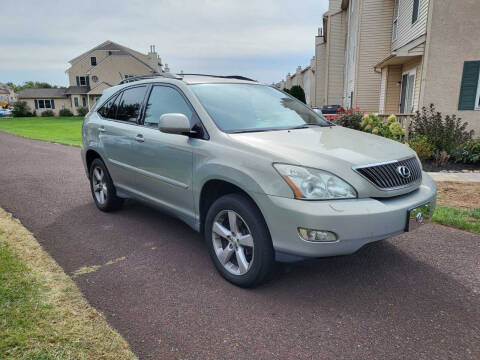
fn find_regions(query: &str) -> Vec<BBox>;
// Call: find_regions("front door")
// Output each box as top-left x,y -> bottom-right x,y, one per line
131,85 -> 195,222
400,69 -> 416,114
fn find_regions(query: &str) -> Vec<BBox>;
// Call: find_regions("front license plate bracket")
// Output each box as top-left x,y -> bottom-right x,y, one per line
406,202 -> 432,232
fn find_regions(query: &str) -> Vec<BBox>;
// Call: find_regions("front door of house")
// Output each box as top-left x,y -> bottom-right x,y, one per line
400,70 -> 416,114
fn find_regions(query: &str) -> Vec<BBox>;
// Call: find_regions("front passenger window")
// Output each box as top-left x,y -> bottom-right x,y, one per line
116,86 -> 147,123
144,86 -> 193,127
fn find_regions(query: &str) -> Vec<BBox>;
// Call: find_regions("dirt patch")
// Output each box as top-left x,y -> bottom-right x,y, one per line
436,181 -> 480,209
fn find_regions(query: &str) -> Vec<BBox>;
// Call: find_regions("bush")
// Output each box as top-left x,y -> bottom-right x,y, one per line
77,107 -> 89,116
11,101 -> 31,117
361,113 -> 405,141
433,150 -> 450,167
332,107 -> 363,130
41,110 -> 55,117
59,108 -> 73,117
288,85 -> 306,103
406,135 -> 435,161
454,138 -> 480,164
409,104 -> 474,156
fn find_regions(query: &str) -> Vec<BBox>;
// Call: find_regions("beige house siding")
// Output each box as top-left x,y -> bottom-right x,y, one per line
67,49 -> 110,85
354,0 -> 395,112
325,11 -> 346,105
421,0 -> 480,135
87,55 -> 154,86
314,36 -> 327,107
392,0 -> 429,52
343,0 -> 360,108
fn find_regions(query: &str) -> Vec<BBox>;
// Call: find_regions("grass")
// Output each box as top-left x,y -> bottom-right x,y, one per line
0,208 -> 137,360
432,206 -> 480,234
0,117 -> 83,147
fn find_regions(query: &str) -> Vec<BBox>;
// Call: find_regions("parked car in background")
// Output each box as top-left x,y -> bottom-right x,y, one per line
311,107 -> 323,116
82,73 -> 437,287
0,108 -> 12,117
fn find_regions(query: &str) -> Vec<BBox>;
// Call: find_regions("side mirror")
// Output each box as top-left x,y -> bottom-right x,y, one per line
158,113 -> 192,136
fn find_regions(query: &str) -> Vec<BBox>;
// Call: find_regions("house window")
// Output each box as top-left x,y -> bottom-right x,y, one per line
34,99 -> 55,109
392,0 -> 399,41
412,0 -> 420,24
76,76 -> 89,86
458,61 -> 480,110
91,57 -> 97,66
124,74 -> 134,79
74,97 -> 79,107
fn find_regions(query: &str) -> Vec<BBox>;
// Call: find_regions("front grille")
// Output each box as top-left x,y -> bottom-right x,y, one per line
354,157 -> 422,190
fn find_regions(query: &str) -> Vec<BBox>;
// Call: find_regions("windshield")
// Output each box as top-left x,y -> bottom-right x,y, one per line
190,83 -> 330,133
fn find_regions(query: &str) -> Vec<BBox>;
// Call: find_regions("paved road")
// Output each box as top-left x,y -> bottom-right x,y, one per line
0,131 -> 479,360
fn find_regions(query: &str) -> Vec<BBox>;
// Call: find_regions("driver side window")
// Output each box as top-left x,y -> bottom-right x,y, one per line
144,86 -> 193,127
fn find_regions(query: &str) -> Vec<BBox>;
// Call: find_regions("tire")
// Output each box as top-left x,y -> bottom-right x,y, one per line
89,158 -> 123,212
204,193 -> 276,288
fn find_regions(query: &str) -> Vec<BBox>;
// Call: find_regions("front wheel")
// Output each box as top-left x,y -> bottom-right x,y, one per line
89,158 -> 123,212
204,194 -> 276,288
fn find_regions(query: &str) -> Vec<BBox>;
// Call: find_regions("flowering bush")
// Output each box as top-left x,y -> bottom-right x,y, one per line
360,113 -> 405,142
330,107 -> 363,130
405,135 -> 435,160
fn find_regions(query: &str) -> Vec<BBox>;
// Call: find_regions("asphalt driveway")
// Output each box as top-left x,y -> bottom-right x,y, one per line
0,131 -> 479,359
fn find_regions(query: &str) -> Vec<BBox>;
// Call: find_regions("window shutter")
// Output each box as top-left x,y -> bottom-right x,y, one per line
34,99 -> 38,109
76,76 -> 80,86
458,61 -> 480,110
86,76 -> 90,86
51,99 -> 55,109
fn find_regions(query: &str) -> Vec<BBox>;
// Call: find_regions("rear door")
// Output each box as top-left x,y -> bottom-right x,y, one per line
99,85 -> 148,191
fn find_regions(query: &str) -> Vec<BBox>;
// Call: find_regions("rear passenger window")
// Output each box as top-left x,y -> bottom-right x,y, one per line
116,86 -> 147,123
144,86 -> 193,127
98,94 -> 118,119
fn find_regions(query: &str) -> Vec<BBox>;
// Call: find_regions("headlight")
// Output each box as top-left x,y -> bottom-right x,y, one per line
273,164 -> 357,200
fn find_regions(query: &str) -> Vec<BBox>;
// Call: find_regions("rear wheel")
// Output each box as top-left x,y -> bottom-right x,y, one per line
89,158 -> 123,212
204,194 -> 276,287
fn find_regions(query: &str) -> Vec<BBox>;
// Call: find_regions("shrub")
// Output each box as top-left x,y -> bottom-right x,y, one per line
77,107 -> 89,116
454,138 -> 480,164
406,135 -> 435,161
360,113 -> 405,141
288,85 -> 306,103
433,150 -> 450,167
59,108 -> 73,116
332,107 -> 363,130
41,110 -> 55,117
11,101 -> 31,117
409,104 -> 474,156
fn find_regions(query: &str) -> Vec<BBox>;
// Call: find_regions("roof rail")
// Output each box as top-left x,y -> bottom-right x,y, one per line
179,74 -> 257,82
117,72 -> 182,85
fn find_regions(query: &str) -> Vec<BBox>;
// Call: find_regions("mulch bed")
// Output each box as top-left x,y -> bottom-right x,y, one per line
422,160 -> 480,173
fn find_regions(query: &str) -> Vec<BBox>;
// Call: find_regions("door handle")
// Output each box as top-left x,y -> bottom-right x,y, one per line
99,126 -> 106,132
135,134 -> 145,143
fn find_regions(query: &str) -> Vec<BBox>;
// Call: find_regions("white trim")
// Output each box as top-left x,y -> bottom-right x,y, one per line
475,71 -> 480,111
37,99 -> 53,109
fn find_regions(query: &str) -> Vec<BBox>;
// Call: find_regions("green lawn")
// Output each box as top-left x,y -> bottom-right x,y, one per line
0,117 -> 83,147
432,206 -> 480,234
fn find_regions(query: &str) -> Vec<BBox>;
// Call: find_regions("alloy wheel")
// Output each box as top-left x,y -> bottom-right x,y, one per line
212,210 -> 254,275
92,166 -> 107,205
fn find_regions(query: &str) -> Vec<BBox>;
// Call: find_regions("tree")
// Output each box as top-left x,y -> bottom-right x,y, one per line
11,101 -> 32,117
7,81 -> 62,93
287,85 -> 306,103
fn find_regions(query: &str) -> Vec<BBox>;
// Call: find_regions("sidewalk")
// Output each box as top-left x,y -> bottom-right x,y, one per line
427,172 -> 480,182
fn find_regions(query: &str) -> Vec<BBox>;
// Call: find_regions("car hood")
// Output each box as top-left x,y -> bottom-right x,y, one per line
228,125 -> 415,167
227,126 -> 419,198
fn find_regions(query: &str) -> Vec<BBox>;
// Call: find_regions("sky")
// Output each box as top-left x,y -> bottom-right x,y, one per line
0,0 -> 328,87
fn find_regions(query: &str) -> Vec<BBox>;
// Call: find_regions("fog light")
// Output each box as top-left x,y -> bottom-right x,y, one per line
298,228 -> 337,242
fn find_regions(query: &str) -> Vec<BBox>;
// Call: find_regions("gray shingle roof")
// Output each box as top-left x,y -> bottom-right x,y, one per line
17,88 -> 67,99
65,86 -> 90,94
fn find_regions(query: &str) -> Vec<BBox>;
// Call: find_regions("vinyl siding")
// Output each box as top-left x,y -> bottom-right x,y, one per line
326,11 -> 346,105
392,0 -> 429,51
314,38 -> 327,107
384,65 -> 402,114
355,0 -> 395,112
343,0 -> 360,108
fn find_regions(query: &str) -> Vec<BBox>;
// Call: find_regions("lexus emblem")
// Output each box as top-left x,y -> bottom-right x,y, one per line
396,165 -> 411,179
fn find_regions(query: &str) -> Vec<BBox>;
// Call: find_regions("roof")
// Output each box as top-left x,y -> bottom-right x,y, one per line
68,40 -> 160,72
0,83 -> 12,94
65,86 -> 90,94
17,88 -> 67,99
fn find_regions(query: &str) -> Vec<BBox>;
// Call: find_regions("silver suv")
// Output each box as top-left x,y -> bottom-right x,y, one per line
82,73 -> 437,287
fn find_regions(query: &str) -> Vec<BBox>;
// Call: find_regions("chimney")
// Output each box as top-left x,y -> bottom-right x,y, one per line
164,63 -> 170,73
148,45 -> 161,73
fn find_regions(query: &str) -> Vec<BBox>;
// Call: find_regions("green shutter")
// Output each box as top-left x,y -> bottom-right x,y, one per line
86,76 -> 90,86
34,99 -> 38,109
412,0 -> 419,23
51,99 -> 55,109
458,61 -> 480,110
76,76 -> 80,86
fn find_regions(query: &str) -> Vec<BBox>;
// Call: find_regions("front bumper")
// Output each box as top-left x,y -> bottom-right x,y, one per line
255,172 -> 437,260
